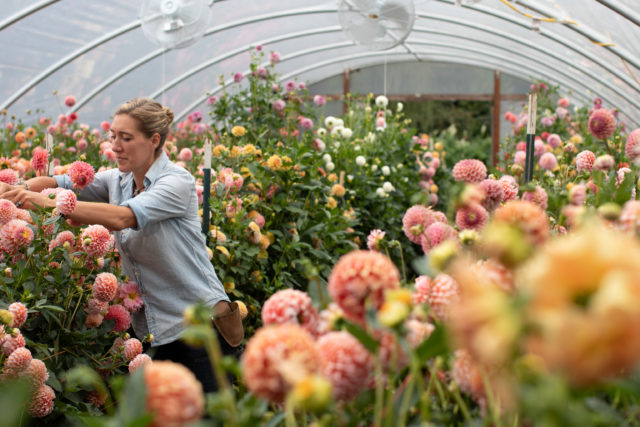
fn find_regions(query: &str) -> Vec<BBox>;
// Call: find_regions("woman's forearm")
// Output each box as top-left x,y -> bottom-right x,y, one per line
46,198 -> 138,231
24,177 -> 58,193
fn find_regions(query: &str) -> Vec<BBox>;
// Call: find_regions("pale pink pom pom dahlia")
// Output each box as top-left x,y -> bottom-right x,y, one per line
145,361 -> 204,427
0,219 -> 33,253
48,230 -> 75,252
67,161 -> 95,189
588,108 -> 616,140
92,273 -> 119,302
1,330 -> 25,355
242,324 -> 321,403
129,353 -> 152,373
81,224 -> 112,257
539,152 -> 557,171
328,250 -> 401,323
8,302 -> 27,328
31,148 -> 49,175
261,289 -> 320,336
625,129 -> 640,161
452,349 -> 485,408
123,338 -> 143,361
576,150 -> 596,173
86,298 -> 108,315
22,358 -> 49,388
402,205 -> 435,244
522,186 -> 548,210
428,273 -> 460,321
317,331 -> 373,401
421,222 -> 457,253
0,199 -> 18,226
499,176 -> 518,202
406,319 -> 435,349
0,169 -> 18,185
452,159 -> 487,183
28,384 -> 55,418
366,229 -> 386,251
5,347 -> 32,372
479,179 -> 504,212
55,189 -> 77,216
412,275 -> 431,305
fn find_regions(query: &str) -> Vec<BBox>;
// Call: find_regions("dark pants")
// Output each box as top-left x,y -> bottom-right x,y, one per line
146,329 -> 242,393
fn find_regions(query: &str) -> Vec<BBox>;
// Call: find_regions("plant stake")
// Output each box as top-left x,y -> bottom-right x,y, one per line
524,93 -> 537,183
202,138 -> 212,244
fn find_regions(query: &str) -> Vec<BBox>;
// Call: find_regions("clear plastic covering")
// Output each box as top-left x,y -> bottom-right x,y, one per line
1,0 -> 639,128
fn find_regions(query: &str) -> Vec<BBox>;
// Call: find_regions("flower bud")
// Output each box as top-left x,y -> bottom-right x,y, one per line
290,375 -> 332,413
0,309 -> 14,327
428,239 -> 459,272
597,202 -> 621,221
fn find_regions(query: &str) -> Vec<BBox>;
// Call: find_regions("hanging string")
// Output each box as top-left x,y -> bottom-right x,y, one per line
621,59 -> 640,87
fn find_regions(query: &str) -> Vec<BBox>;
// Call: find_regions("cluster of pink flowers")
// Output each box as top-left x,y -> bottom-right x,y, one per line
261,289 -> 320,336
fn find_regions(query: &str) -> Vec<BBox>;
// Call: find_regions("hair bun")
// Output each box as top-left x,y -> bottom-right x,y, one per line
163,106 -> 174,126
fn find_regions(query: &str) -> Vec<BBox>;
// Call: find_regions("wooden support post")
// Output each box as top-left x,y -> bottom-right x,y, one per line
342,69 -> 350,115
491,69 -> 501,167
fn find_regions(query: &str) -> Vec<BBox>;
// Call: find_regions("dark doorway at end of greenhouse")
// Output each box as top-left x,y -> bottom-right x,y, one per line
395,100 -> 492,165
395,100 -> 491,139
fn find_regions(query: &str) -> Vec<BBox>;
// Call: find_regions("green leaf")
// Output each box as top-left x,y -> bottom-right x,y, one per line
116,368 -> 149,425
415,324 -> 449,362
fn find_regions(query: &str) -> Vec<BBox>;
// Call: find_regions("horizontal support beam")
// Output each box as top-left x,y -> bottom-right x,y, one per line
318,93 -> 528,102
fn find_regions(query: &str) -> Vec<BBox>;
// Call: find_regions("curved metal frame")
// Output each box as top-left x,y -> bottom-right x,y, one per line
2,1 -> 640,122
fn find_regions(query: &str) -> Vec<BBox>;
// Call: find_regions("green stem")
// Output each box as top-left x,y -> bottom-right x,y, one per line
65,287 -> 84,330
480,368 -> 502,427
451,382 -> 472,422
398,373 -> 415,427
393,241 -> 407,283
204,329 -> 238,426
285,394 -> 297,427
373,354 -> 384,427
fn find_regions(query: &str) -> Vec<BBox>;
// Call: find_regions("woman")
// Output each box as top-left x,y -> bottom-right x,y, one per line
0,98 -> 241,392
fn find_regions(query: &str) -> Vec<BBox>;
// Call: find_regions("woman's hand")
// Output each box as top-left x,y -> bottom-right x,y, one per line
0,186 -> 51,210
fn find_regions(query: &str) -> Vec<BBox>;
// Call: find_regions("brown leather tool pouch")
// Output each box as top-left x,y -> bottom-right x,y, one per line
212,301 -> 244,347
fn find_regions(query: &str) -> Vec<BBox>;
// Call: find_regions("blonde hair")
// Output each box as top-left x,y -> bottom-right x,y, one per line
115,98 -> 174,153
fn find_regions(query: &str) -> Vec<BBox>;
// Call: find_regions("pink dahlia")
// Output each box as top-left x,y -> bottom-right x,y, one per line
522,186 -> 548,210
576,150 -> 596,173
558,97 -> 570,108
316,331 -> 373,401
534,139 -> 546,157
616,167 -> 632,187
588,109 -> 616,140
452,350 -> 485,407
15,209 -> 32,223
0,200 -> 17,225
366,229 -> 386,251
0,219 -> 34,253
104,304 -> 131,332
92,273 -> 119,302
547,133 -> 562,148
123,338 -> 142,361
129,353 -> 152,373
402,205 -> 435,244
272,99 -> 286,112
594,154 -> 615,172
5,347 -> 31,371
539,152 -> 557,171
313,95 -> 326,107
1,330 -> 25,355
452,159 -> 487,183
8,302 -> 27,328
479,179 -> 504,211
28,384 -> 55,418
145,361 -> 204,426
261,289 -> 320,336
625,129 -> 640,161
421,222 -> 457,253
0,169 -> 18,185
22,358 -> 49,388
81,224 -> 112,257
499,176 -> 518,202
64,95 -> 76,107
327,250 -> 401,323
55,189 -> 77,216
300,117 -> 314,131
619,200 -> 640,235
469,259 -> 514,293
178,148 -> 193,161
514,150 -> 526,166
86,298 -> 108,315
428,273 -> 460,321
31,147 -> 49,175
455,203 -> 489,231
119,281 -> 144,313
48,230 -> 75,252
242,324 -> 321,403
67,161 -> 95,189
406,319 -> 435,348
412,275 -> 431,305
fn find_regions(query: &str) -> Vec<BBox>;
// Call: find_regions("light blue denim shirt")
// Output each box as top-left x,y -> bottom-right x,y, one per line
55,152 -> 229,346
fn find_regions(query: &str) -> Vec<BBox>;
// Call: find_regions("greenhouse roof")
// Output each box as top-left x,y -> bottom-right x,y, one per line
2,0 -> 640,126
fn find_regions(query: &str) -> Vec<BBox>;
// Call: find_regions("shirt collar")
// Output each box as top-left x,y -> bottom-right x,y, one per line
119,151 -> 170,190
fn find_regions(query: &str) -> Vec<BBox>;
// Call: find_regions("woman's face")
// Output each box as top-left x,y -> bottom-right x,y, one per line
109,114 -> 159,176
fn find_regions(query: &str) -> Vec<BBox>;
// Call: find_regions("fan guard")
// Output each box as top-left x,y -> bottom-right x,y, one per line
140,0 -> 211,50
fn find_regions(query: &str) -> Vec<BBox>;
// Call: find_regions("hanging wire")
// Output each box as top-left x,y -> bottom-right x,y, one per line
383,53 -> 388,96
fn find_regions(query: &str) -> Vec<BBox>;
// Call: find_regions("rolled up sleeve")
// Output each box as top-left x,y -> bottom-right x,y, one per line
121,172 -> 193,230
